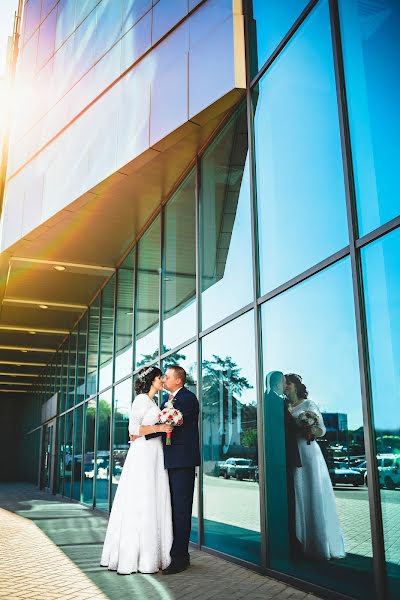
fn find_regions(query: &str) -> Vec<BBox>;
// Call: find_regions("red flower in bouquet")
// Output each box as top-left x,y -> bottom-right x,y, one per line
159,407 -> 183,445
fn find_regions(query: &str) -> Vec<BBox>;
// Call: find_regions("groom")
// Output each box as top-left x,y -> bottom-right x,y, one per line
131,365 -> 200,574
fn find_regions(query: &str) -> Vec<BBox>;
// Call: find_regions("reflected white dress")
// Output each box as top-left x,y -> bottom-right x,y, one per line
289,399 -> 346,560
101,394 -> 173,574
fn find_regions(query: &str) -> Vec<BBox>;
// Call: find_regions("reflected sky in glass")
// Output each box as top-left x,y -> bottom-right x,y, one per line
135,216 -> 160,367
262,259 -> 362,429
362,228 -> 400,593
115,260 -> 134,383
362,229 -> 400,430
201,108 -> 253,330
99,276 -> 116,392
254,0 -> 348,294
251,0 -> 309,73
163,171 -> 196,351
339,0 -> 400,236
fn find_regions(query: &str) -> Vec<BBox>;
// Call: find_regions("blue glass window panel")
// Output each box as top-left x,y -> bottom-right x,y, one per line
120,10 -> 151,72
149,24 -> 189,146
24,0 -> 42,43
96,389 -> 112,511
152,0 -> 188,45
72,405 -> 84,501
200,107 -> 253,330
201,311 -> 260,565
361,228 -> 400,599
254,0 -> 348,294
55,0 -> 76,51
75,0 -> 98,28
99,276 -> 116,392
122,0 -> 152,35
94,0 -> 123,63
41,0 -> 58,21
163,171 -> 196,352
189,0 -> 231,47
112,378 -> 132,502
251,0 -> 310,73
188,0 -> 234,119
73,11 -> 97,83
135,216 -> 161,367
339,0 -> 400,236
261,258 -> 374,598
37,8 -> 57,70
82,398 -> 96,505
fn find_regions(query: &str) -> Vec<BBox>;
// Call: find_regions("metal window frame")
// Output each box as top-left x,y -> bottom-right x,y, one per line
243,0 -> 267,569
196,156 -> 204,549
108,271 -> 119,512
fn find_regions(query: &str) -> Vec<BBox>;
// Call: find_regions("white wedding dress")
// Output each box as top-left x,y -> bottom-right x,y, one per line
100,394 -> 173,574
289,399 -> 346,560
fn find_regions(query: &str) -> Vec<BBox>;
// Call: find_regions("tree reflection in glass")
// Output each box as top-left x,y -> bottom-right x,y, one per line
201,311 -> 260,565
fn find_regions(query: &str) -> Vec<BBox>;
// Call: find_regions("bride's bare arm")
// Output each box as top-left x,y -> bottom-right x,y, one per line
139,423 -> 172,436
129,423 -> 173,440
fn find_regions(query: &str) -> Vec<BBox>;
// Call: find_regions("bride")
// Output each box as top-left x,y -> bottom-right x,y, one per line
285,373 -> 346,561
100,366 -> 173,574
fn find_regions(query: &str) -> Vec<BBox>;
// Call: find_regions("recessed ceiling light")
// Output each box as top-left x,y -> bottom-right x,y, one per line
53,265 -> 66,271
21,350 -> 28,353
29,331 -> 36,335
38,304 -> 48,310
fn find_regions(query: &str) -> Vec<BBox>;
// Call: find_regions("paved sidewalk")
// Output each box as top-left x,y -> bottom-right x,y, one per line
0,483 -> 323,600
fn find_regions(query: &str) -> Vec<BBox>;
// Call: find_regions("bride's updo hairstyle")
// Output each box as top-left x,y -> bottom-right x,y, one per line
285,373 -> 308,399
134,366 -> 162,394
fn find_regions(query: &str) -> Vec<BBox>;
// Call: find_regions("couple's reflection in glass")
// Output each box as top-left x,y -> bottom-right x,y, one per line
266,372 -> 345,561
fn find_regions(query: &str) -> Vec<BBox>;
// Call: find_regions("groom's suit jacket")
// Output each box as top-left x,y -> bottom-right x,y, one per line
146,386 -> 201,469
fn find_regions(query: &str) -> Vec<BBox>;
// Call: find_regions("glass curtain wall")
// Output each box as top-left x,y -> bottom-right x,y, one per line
99,276 -> 116,392
95,388 -> 112,511
135,216 -> 161,368
361,229 -> 400,598
115,251 -> 135,382
37,2 -> 399,597
163,172 -> 196,351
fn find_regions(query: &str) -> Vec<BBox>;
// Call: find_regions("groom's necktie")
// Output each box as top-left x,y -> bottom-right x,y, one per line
167,393 -> 174,402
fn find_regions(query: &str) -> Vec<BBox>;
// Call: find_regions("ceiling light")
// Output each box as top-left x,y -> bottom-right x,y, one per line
53,265 -> 66,271
29,331 -> 36,335
38,305 -> 48,310
21,350 -> 28,353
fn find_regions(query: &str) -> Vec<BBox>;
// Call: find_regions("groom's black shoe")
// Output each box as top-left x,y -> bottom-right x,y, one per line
162,560 -> 189,575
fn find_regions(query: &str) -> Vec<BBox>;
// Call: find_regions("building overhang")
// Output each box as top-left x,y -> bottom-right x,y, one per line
0,89 -> 244,393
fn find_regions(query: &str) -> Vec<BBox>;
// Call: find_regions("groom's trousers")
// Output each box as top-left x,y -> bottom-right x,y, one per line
168,466 -> 196,564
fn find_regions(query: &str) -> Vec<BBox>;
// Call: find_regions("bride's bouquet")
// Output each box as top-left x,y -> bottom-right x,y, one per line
297,410 -> 319,445
159,407 -> 183,445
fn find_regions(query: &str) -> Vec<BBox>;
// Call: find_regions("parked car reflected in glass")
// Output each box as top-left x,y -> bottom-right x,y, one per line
329,461 -> 365,487
364,455 -> 400,490
214,457 -> 259,482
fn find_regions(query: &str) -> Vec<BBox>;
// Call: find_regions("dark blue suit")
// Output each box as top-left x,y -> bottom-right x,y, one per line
146,386 -> 200,565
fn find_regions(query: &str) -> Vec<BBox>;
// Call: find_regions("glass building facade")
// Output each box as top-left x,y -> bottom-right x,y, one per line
2,2 -> 400,600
